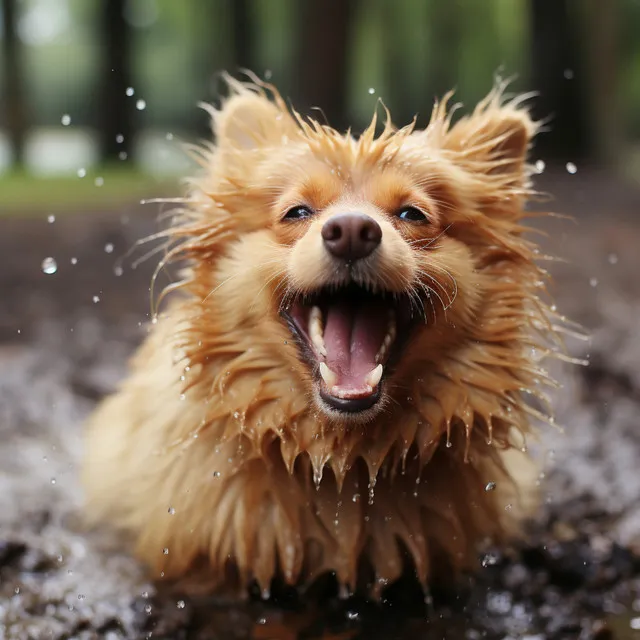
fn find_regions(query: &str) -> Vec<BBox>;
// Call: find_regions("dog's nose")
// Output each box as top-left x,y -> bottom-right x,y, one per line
321,213 -> 382,261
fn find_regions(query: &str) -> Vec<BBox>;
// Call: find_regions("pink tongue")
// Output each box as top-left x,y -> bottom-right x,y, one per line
323,300 -> 388,389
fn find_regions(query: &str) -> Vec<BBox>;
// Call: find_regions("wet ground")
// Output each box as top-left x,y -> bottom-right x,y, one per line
1,167 -> 640,639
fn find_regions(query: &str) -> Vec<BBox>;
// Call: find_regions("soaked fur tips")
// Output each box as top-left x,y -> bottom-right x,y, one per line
82,76 -> 572,595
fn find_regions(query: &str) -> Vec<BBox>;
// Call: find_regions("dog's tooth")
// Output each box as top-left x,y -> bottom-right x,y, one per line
309,305 -> 322,325
313,338 -> 327,357
365,364 -> 383,388
319,362 -> 338,388
387,312 -> 397,341
309,306 -> 327,356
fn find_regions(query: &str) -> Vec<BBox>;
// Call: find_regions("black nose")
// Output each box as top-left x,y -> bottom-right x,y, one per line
321,213 -> 382,261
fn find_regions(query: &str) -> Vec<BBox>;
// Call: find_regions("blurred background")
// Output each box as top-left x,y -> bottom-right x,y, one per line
2,2 -> 640,639
0,0 -> 638,193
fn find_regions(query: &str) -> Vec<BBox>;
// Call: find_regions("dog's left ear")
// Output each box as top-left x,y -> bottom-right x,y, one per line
213,90 -> 295,151
443,101 -> 536,181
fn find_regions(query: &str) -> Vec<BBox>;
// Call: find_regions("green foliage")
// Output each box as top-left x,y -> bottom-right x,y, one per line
0,165 -> 177,215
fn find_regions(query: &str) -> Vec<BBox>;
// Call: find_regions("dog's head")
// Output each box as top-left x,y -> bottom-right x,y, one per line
168,79 -> 548,431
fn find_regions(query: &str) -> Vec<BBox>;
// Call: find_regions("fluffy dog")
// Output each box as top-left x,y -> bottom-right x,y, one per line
83,77 -> 568,596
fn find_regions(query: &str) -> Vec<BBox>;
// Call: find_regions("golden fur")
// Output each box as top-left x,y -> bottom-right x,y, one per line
83,77 -> 569,596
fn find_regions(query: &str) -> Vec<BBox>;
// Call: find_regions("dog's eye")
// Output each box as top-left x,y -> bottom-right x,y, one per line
396,206 -> 428,222
283,205 -> 314,221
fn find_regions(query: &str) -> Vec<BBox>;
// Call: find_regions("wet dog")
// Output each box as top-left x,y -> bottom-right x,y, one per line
83,77 -> 567,596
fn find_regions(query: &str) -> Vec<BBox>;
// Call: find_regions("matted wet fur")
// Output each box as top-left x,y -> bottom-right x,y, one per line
83,76 -> 572,596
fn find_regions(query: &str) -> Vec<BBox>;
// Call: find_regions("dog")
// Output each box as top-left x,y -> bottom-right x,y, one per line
82,76 -> 567,597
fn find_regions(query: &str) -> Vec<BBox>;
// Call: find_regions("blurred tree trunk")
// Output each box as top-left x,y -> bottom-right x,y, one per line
1,0 -> 27,168
580,0 -> 620,165
294,0 -> 356,130
100,0 -> 133,161
529,0 -> 589,161
231,0 -> 255,72
427,0 -> 461,102
382,2 -> 412,127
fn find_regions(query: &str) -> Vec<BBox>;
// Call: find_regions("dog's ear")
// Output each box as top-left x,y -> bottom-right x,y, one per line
442,99 -> 536,181
214,91 -> 293,150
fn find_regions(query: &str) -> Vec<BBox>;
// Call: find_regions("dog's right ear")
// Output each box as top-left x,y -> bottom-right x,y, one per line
213,90 -> 294,151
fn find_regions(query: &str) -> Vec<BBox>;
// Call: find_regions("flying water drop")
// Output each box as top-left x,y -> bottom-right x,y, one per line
42,257 -> 57,274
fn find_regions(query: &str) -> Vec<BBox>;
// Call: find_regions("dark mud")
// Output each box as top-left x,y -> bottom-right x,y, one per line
1,168 -> 640,639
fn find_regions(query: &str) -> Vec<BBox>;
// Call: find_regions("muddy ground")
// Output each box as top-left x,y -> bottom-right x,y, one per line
1,168 -> 640,639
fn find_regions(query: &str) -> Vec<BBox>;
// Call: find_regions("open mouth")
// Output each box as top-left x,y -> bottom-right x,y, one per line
283,285 -> 416,414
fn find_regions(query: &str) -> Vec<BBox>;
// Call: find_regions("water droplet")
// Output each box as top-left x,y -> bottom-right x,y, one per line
504,503 -> 513,511
42,257 -> 57,274
104,242 -> 114,253
608,253 -> 618,265
50,478 -> 56,484
77,167 -> 86,178
346,610 -> 360,621
566,162 -> 577,174
485,482 -> 497,492
14,587 -> 20,594
163,547 -> 169,555
589,277 -> 598,287
212,471 -> 221,478
168,507 -> 175,515
176,599 -> 185,609
77,594 -> 85,600
144,604 -> 152,614
126,87 -> 135,96
92,295 -> 100,303
446,440 -> 453,448
257,617 -> 267,625
141,590 -> 149,598
47,214 -> 55,223
630,617 -> 640,630
61,114 -> 71,126
136,99 -> 147,111
352,493 -> 360,503
119,151 -> 128,160
535,159 -> 545,174
264,69 -> 273,80
368,87 -> 375,95
116,134 -> 124,144
166,132 -> 173,140
70,257 -> 78,265
481,552 -> 499,567
233,411 -> 240,419
95,176 -> 104,187
564,68 -> 574,79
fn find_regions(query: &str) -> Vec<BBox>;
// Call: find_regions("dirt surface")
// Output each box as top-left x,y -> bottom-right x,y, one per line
1,167 -> 640,639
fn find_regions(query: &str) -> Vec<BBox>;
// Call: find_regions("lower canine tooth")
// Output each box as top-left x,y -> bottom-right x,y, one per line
365,364 -> 383,388
319,362 -> 338,387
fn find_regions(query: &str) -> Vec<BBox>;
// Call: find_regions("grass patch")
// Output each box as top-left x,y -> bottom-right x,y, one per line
0,166 -> 181,216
